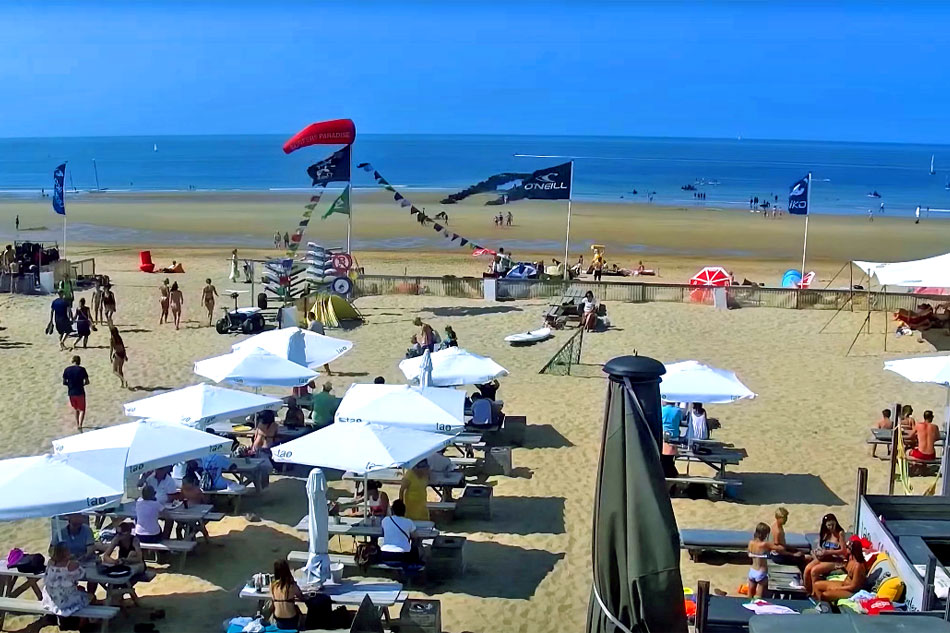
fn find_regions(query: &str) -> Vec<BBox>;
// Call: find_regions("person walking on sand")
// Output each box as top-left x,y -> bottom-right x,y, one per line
109,326 -> 128,389
159,278 -> 170,324
102,284 -> 117,324
63,355 -> 89,430
15,215 -> 19,232
201,278 -> 218,326
274,231 -> 281,249
506,211 -> 513,226
49,290 -> 73,350
169,282 -> 183,330
283,232 -> 290,249
71,297 -> 95,350
91,279 -> 104,324
228,249 -> 240,282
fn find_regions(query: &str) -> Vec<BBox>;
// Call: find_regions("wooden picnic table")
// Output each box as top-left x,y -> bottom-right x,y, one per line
239,577 -> 405,624
295,514 -> 440,540
343,469 -> 465,502
207,420 -> 312,442
675,446 -> 746,478
0,560 -> 152,605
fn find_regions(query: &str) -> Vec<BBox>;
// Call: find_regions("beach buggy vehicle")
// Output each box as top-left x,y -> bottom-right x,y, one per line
215,292 -> 265,335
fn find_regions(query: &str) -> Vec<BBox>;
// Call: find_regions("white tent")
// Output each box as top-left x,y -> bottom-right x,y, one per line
854,252 -> 950,288
272,421 -> 452,474
660,361 -> 756,404
232,327 -> 353,369
52,420 -> 231,477
0,450 -> 127,520
124,384 -> 281,430
398,347 -> 509,387
194,348 -> 319,388
884,354 -> 950,495
303,468 -> 331,584
334,384 -> 466,434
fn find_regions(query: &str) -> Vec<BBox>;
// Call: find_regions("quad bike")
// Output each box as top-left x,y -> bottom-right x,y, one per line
215,292 -> 265,334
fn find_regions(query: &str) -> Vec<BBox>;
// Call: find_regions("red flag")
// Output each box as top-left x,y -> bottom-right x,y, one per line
283,119 -> 356,154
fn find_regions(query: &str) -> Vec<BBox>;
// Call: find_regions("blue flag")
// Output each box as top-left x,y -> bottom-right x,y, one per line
787,176 -> 808,215
52,163 -> 66,215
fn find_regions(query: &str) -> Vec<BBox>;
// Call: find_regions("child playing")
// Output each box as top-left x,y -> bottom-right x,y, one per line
748,522 -> 785,598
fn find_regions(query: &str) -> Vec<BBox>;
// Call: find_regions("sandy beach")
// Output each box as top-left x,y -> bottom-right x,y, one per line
0,209 -> 947,631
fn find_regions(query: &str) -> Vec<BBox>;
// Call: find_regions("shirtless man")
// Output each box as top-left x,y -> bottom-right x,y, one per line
908,410 -> 939,461
201,278 -> 218,326
159,278 -> 170,324
91,279 -> 104,324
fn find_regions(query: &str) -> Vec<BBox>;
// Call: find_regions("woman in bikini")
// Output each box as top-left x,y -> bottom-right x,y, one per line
249,410 -> 278,458
71,297 -> 95,350
747,522 -> 785,598
169,282 -> 183,330
102,284 -> 117,324
802,513 -> 849,595
109,326 -> 128,389
201,278 -> 218,327
812,539 -> 867,602
269,559 -> 304,631
159,279 -> 170,324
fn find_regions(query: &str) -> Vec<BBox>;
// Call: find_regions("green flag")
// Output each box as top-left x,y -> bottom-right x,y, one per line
322,186 -> 351,220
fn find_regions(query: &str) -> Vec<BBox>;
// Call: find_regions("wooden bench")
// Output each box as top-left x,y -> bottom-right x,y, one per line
287,551 -> 423,582
0,597 -> 119,632
205,487 -> 250,514
139,539 -> 198,570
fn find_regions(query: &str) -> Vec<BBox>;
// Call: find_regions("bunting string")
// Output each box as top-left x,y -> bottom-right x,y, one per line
357,162 -> 479,251
286,186 -> 327,256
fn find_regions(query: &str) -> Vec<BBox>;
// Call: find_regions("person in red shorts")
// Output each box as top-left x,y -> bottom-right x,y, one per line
908,409 -> 939,461
62,355 -> 89,430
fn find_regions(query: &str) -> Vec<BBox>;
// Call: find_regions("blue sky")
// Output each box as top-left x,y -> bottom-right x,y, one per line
2,1 -> 949,142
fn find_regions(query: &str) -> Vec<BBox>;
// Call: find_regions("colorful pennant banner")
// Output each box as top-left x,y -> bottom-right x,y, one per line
356,162 -> 484,252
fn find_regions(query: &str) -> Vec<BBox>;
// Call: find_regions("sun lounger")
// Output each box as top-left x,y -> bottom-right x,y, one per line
680,529 -> 814,560
694,581 -> 825,633
0,597 -> 119,633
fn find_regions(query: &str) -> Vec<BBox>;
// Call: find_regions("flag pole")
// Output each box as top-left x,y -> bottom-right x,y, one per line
346,144 -> 353,254
562,160 -> 574,281
799,171 -> 811,280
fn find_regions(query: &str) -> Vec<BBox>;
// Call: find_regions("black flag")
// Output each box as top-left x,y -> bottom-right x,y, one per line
307,145 -> 351,187
788,176 -> 809,215
511,162 -> 572,201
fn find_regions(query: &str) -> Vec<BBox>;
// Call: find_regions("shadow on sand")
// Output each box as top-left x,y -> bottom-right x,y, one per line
452,496 -> 566,536
423,306 -> 522,318
738,473 -> 846,506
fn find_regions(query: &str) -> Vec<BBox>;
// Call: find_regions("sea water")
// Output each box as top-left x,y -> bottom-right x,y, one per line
1,134 -> 948,217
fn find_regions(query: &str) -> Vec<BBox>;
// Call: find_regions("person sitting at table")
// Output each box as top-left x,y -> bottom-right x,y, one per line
175,475 -> 212,542
144,466 -> 180,506
802,512 -> 849,595
100,521 -> 145,607
310,382 -> 340,429
873,408 -> 893,430
908,409 -> 939,462
406,335 -> 423,359
899,404 -> 916,434
380,500 -> 419,565
134,485 -> 166,543
59,514 -> 95,561
270,558 -> 305,631
400,460 -> 430,522
580,291 -> 598,331
351,479 -> 390,517
685,402 -> 708,444
283,396 -> 306,428
812,538 -> 867,602
250,409 -> 278,456
660,400 -> 684,477
41,542 -> 95,621
476,379 -> 500,401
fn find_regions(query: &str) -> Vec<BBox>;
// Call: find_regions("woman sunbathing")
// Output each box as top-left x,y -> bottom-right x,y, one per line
802,513 -> 849,595
812,539 -> 867,602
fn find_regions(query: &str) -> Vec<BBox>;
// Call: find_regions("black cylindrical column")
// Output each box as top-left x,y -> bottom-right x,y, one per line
603,355 -> 666,449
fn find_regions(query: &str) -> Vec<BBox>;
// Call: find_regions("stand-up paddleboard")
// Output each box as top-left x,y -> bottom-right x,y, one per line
505,327 -> 553,345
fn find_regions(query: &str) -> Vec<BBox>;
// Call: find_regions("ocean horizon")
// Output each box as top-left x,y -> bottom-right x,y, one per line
2,134 -> 949,218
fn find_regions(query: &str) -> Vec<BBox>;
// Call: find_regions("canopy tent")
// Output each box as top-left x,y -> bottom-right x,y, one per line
660,361 -> 756,404
884,354 -> 950,496
272,422 -> 452,474
124,384 -> 281,430
854,252 -> 950,288
0,450 -> 127,520
399,347 -> 509,387
303,468 -> 331,585
194,348 -> 319,388
52,420 -> 231,477
587,356 -> 687,632
334,384 -> 466,434
232,327 -> 353,369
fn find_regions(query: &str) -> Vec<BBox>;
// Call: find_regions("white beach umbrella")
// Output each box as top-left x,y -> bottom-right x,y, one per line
334,383 -> 466,434
272,422 -> 453,474
124,384 -> 282,430
399,347 -> 509,387
0,450 -> 127,521
232,327 -> 353,369
660,360 -> 756,404
304,468 -> 331,585
52,420 -> 231,478
194,348 -> 319,388
884,354 -> 950,495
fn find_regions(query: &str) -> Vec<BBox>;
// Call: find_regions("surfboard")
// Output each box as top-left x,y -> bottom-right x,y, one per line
505,327 -> 553,344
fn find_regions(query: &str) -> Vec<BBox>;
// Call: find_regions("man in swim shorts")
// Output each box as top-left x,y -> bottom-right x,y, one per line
63,355 -> 89,430
908,409 -> 939,461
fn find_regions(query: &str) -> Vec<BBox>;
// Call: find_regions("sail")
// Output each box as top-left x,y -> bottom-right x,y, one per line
931,154 -> 936,175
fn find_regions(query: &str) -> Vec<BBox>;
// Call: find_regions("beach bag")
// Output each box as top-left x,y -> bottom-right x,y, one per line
14,553 -> 45,574
302,594 -> 333,630
354,542 -> 380,571
6,548 -> 24,567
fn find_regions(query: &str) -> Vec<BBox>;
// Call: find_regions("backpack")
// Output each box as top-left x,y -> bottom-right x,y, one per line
14,553 -> 46,574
